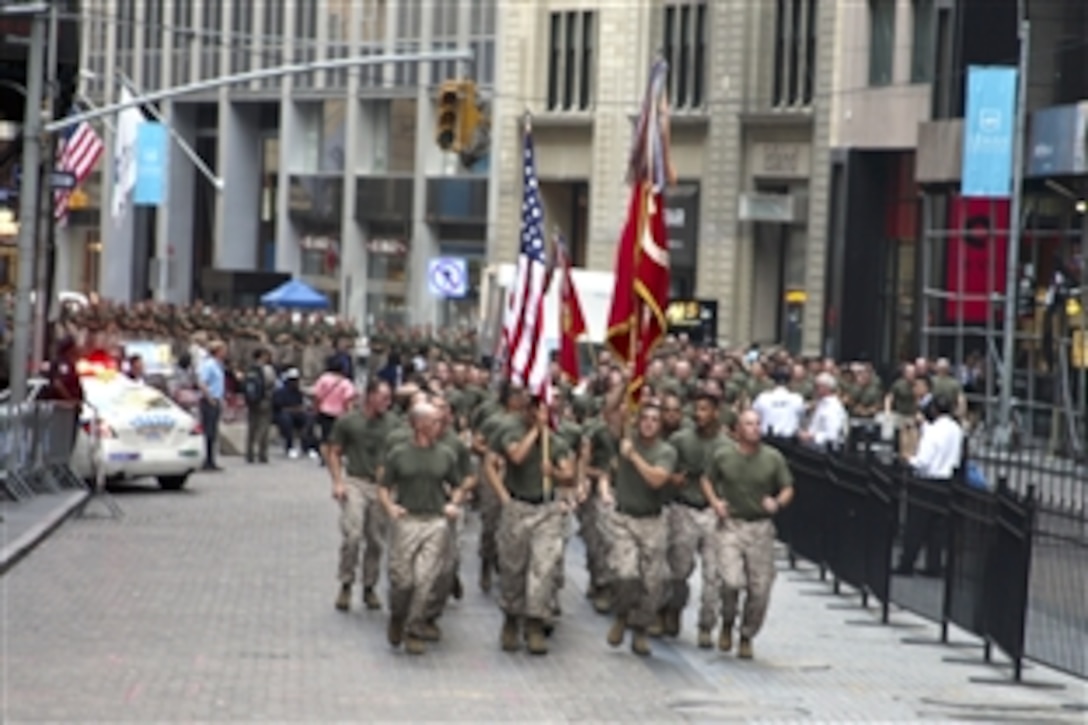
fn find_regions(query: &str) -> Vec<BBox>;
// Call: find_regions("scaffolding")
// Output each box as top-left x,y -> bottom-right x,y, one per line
919,189 -> 1086,459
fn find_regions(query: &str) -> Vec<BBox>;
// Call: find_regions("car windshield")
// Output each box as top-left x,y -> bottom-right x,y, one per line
84,378 -> 175,415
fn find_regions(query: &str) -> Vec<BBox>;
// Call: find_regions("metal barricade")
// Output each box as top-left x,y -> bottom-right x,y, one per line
0,404 -> 39,501
0,401 -> 88,504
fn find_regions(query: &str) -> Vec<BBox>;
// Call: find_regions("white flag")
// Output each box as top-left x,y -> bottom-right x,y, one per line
111,87 -> 145,221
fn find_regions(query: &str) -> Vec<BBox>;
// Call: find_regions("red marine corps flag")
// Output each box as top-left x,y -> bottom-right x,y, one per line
556,233 -> 587,383
605,59 -> 676,404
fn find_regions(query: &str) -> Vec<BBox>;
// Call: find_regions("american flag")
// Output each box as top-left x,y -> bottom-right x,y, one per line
501,123 -> 554,398
54,111 -> 105,226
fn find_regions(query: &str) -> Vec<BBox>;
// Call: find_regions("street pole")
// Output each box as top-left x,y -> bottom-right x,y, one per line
31,0 -> 59,371
9,10 -> 47,405
996,17 -> 1030,447
44,50 -> 474,134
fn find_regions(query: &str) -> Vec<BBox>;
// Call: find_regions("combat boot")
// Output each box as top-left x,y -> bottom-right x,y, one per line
663,607 -> 681,637
592,587 -> 613,615
525,619 -> 549,655
630,628 -> 652,657
479,561 -> 493,593
335,584 -> 351,612
419,619 -> 442,642
500,614 -> 520,652
363,586 -> 381,611
737,636 -> 754,660
647,612 -> 665,638
697,628 -> 713,649
405,636 -> 426,655
387,617 -> 405,647
718,627 -> 733,653
606,615 -> 627,647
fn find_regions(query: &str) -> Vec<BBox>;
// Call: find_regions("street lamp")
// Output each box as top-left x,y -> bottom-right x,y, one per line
3,1 -> 47,404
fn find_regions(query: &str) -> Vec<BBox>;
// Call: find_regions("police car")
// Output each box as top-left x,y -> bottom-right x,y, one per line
71,364 -> 204,490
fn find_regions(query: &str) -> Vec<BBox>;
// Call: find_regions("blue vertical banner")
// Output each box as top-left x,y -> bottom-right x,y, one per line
961,66 -> 1018,198
133,121 -> 169,206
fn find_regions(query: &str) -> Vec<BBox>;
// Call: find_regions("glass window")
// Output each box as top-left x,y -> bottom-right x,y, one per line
868,0 -> 896,86
911,0 -> 935,83
547,11 -> 595,112
547,13 -> 561,110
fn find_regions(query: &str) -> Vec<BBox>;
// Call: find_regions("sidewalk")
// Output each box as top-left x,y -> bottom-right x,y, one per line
0,488 -> 88,575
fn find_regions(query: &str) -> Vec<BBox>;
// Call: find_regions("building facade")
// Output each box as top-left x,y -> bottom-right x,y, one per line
64,0 -> 497,329
820,0 -> 1087,369
492,0 -> 836,354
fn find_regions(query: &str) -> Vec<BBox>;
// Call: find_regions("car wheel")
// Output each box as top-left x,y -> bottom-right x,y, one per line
157,474 -> 190,491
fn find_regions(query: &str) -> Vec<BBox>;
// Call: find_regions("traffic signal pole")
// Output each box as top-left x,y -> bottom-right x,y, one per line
8,7 -> 46,405
31,0 -> 60,371
43,50 -> 474,134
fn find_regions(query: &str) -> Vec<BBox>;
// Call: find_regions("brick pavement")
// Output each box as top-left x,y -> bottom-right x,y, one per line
2,458 -> 1085,722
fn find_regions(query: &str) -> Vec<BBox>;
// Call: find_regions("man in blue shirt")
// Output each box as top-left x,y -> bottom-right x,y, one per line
197,341 -> 228,471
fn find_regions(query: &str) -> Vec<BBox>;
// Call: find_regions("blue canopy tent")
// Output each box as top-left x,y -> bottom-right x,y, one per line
260,279 -> 330,310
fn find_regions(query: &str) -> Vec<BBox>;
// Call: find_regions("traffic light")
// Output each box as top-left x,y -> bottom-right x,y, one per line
435,80 -> 482,153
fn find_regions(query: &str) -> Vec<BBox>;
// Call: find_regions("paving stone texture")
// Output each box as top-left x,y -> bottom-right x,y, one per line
2,458 -> 1085,722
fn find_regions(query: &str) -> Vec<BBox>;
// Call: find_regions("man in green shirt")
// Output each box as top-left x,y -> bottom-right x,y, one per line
702,409 -> 794,660
327,380 -> 395,612
471,383 -> 525,593
599,403 -> 677,657
486,397 -> 575,655
885,363 -> 920,457
664,392 -> 730,648
424,395 -> 476,619
580,403 -> 623,614
378,401 -> 467,655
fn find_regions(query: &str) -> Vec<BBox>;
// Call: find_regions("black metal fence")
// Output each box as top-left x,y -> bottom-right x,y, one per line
770,436 -> 1087,683
0,401 -> 87,502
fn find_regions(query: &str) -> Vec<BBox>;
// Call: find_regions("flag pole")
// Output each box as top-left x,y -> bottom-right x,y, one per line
525,108 -> 552,500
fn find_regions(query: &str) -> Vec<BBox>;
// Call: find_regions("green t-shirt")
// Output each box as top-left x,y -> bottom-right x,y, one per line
588,421 -> 620,473
851,382 -> 884,416
496,418 -> 572,501
557,420 -> 583,453
668,426 -> 729,507
931,375 -> 963,404
706,444 -> 793,521
329,411 -> 396,479
790,379 -> 815,401
380,442 -> 460,515
889,378 -> 917,415
438,429 -> 472,482
385,422 -> 413,451
747,377 -> 773,400
614,438 -> 677,517
472,398 -> 503,433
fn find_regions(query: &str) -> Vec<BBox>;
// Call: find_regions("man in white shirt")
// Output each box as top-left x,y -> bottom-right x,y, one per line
751,368 -> 805,439
799,373 -> 848,450
895,394 -> 964,576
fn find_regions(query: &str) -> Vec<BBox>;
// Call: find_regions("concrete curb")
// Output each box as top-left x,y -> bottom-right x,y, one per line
0,490 -> 90,576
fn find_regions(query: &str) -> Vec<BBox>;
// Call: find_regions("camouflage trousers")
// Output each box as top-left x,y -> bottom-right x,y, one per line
578,483 -> 611,590
424,511 -> 463,621
497,499 -> 566,621
338,479 -> 388,588
606,510 -> 667,630
665,503 -> 722,630
714,518 -> 777,639
551,496 -> 578,607
387,515 -> 450,636
476,472 -> 502,567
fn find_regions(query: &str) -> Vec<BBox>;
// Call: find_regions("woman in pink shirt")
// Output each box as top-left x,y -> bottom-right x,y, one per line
311,359 -> 358,465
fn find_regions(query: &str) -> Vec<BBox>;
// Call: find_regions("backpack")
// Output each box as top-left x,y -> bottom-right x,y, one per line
243,365 -> 266,406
